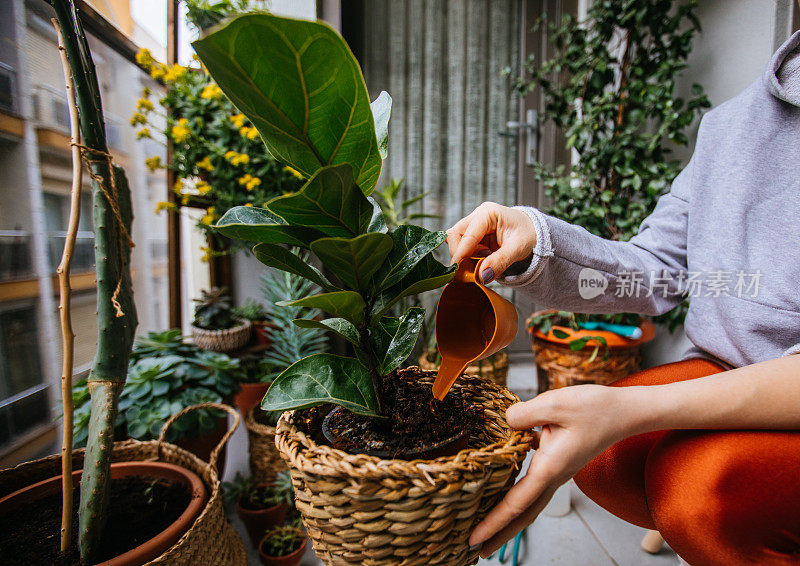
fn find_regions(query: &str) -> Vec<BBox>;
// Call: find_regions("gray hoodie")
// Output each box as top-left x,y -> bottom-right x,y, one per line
503,31 -> 800,369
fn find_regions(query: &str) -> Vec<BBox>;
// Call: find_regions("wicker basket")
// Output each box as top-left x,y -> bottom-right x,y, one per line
245,406 -> 287,483
192,319 -> 252,352
418,350 -> 509,388
0,403 -> 246,565
532,338 -> 642,391
527,310 -> 654,392
275,367 -> 535,565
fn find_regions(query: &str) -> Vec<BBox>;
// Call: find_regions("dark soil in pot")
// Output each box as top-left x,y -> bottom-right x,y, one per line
0,475 -> 192,566
318,369 -> 480,459
237,489 -> 289,547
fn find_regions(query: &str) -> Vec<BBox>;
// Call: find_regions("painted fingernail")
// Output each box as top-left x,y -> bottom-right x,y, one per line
476,248 -> 491,257
469,543 -> 482,552
480,268 -> 494,284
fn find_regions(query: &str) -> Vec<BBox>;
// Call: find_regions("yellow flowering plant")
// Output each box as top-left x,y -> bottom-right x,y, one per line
133,48 -> 302,238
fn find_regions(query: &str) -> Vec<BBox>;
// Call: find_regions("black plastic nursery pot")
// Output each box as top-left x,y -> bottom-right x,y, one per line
274,367 -> 535,566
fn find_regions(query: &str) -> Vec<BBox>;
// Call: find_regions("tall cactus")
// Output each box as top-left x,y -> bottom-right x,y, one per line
49,0 -> 138,560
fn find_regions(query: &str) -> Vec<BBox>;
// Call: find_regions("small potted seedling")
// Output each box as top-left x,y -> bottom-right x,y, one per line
233,298 -> 272,347
192,287 -> 252,352
224,471 -> 293,546
258,525 -> 306,566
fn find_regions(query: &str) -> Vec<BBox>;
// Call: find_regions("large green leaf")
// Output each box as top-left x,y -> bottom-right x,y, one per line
311,233 -> 392,292
252,243 -> 335,291
367,197 -> 388,233
279,291 -> 366,326
371,255 -> 457,321
372,307 -> 425,375
267,165 -> 374,238
373,225 -> 448,292
371,91 -> 392,159
215,206 -> 324,247
293,317 -> 360,347
262,354 -> 378,416
192,14 -> 383,193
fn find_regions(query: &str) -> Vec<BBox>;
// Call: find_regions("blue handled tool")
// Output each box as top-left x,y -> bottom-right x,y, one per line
579,321 -> 642,339
494,529 -> 526,566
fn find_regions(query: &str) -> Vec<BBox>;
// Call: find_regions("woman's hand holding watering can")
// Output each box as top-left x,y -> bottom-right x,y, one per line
447,202 -> 537,284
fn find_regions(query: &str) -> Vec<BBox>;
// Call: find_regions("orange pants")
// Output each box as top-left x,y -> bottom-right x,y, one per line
573,359 -> 800,565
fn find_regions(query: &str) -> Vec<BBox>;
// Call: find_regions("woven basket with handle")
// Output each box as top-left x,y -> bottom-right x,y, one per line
275,367 -> 535,566
192,319 -> 252,352
245,406 -> 287,483
418,349 -> 509,388
0,403 -> 246,565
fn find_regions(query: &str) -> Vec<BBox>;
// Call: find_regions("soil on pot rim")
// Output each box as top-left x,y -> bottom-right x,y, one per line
0,476 -> 191,565
312,369 -> 481,457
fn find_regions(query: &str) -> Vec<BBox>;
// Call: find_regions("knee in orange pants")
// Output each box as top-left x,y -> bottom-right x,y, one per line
573,359 -> 800,565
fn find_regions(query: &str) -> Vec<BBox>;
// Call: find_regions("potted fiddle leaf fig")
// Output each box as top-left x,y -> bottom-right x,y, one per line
194,13 -> 533,565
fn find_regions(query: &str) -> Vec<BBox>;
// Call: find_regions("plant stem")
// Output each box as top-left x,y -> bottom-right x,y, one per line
53,17 -> 81,553
359,323 -> 385,416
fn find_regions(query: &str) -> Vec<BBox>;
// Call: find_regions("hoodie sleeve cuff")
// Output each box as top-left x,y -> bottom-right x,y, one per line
499,206 -> 554,288
783,344 -> 800,357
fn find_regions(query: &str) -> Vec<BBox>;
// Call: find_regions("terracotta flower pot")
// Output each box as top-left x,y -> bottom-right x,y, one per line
258,533 -> 306,566
234,381 -> 271,415
192,318 -> 252,352
0,461 -> 207,566
251,320 -> 275,347
528,309 -> 656,392
237,488 -> 289,546
174,414 -> 228,477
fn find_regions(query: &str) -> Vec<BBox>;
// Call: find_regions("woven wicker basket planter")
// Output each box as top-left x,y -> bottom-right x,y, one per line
418,350 -> 509,388
0,403 -> 246,565
528,311 -> 655,392
245,406 -> 287,483
192,319 -> 252,352
275,368 -> 535,566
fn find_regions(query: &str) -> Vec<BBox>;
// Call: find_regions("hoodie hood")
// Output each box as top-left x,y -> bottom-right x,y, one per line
765,30 -> 800,106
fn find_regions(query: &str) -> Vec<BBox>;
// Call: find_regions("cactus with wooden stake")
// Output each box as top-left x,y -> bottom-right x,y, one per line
49,0 -> 138,561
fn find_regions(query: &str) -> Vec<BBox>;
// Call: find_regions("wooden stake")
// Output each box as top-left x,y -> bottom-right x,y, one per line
54,18 -> 83,553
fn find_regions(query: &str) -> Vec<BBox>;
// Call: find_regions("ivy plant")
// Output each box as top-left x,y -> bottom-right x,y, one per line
508,0 -> 709,331
193,14 -> 456,417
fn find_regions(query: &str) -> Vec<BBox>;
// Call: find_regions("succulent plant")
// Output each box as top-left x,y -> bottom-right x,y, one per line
193,286 -> 236,330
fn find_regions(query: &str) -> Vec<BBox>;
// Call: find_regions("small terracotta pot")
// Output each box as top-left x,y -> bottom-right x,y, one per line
234,381 -> 271,415
174,414 -> 228,477
251,320 -> 274,347
0,461 -> 207,566
258,532 -> 306,566
237,487 -> 289,546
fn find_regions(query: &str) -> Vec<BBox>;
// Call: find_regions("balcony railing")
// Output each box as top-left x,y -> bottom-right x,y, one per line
0,231 -> 33,281
0,62 -> 16,115
32,84 -> 70,132
48,231 -> 95,273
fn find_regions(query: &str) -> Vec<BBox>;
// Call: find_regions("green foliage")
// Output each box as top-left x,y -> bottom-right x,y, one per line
193,287 -> 236,330
183,0 -> 268,31
195,13 -> 456,417
259,257 -> 329,381
261,525 -> 305,557
510,0 -> 708,330
372,178 -> 439,230
232,298 -> 268,321
72,331 -> 242,444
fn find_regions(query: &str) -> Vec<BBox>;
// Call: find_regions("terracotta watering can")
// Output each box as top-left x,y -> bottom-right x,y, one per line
431,257 -> 518,400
